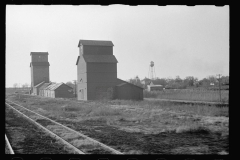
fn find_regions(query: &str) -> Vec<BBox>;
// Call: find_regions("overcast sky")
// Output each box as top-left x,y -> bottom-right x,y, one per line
6,5 -> 229,87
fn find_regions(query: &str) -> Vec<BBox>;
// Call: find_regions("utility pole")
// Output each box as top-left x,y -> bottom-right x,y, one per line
73,80 -> 77,98
217,74 -> 222,103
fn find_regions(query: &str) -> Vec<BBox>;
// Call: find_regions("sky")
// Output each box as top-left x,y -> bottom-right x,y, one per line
6,5 -> 229,87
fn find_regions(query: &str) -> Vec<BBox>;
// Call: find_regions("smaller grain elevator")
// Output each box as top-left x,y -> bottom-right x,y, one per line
30,52 -> 50,94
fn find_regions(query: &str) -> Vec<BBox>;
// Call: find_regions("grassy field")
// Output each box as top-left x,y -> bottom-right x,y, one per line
6,88 -> 30,95
6,94 -> 228,154
143,89 -> 229,103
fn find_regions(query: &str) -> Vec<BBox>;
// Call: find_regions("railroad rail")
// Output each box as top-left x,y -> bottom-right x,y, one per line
6,102 -> 84,154
5,99 -> 123,154
5,134 -> 14,154
144,98 -> 228,105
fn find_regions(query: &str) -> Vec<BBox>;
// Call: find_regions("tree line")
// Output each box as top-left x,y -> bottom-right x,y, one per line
12,75 -> 229,91
128,75 -> 229,90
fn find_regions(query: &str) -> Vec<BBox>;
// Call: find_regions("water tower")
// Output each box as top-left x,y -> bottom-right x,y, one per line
148,61 -> 156,80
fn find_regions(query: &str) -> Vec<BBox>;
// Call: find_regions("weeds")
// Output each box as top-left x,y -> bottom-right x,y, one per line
89,106 -> 122,116
175,125 -> 211,134
143,89 -> 229,103
7,94 -> 228,137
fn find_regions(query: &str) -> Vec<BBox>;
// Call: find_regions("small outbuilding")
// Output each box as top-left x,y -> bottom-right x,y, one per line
39,82 -> 52,96
114,79 -> 143,100
147,81 -> 164,91
43,83 -> 74,98
32,81 -> 45,95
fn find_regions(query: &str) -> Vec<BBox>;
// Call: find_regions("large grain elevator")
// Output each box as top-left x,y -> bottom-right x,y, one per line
76,39 -> 143,101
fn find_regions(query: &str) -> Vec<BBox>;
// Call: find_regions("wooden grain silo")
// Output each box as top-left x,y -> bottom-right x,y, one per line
76,39 -> 143,101
76,40 -> 118,100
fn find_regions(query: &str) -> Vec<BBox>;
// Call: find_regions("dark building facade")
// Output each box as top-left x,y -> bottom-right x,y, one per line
76,39 -> 143,101
30,52 -> 50,93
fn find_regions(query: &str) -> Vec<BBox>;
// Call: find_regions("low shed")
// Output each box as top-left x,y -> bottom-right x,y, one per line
43,83 -> 74,98
32,81 -> 45,95
147,85 -> 164,91
115,79 -> 143,100
39,82 -> 51,96
147,81 -> 164,91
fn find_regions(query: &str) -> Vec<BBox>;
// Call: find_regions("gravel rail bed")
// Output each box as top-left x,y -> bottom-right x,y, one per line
5,140 -> 11,154
6,101 -> 118,154
5,105 -> 71,154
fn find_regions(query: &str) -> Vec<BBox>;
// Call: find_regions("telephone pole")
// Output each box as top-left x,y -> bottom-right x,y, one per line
73,80 -> 77,98
217,74 -> 222,103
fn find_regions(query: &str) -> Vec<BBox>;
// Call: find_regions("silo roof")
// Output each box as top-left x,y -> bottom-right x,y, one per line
116,78 -> 144,89
83,55 -> 118,63
78,40 -> 114,47
39,83 -> 52,90
34,81 -> 45,88
44,83 -> 72,91
44,83 -> 61,90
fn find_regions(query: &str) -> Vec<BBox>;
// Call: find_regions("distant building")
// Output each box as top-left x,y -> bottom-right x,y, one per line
30,52 -> 50,94
147,81 -> 164,91
29,52 -> 74,99
76,39 -> 143,100
141,78 -> 151,85
210,83 -> 215,86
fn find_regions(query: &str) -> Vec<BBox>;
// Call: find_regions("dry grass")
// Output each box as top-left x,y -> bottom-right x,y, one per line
143,89 -> 229,103
175,125 -> 210,134
171,145 -> 210,154
108,99 -> 228,117
71,139 -> 95,147
7,94 -> 228,136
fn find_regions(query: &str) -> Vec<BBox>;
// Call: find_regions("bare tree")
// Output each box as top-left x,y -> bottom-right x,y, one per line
129,76 -> 143,88
66,81 -> 77,97
22,83 -> 30,89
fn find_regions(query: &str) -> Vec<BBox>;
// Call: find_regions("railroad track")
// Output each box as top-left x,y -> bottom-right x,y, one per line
5,102 -> 80,154
5,134 -> 14,154
5,99 -> 123,154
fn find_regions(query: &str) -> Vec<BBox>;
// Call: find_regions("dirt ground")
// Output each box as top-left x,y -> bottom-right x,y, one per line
54,118 -> 228,154
5,141 -> 11,154
5,105 -> 72,154
6,94 -> 229,154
